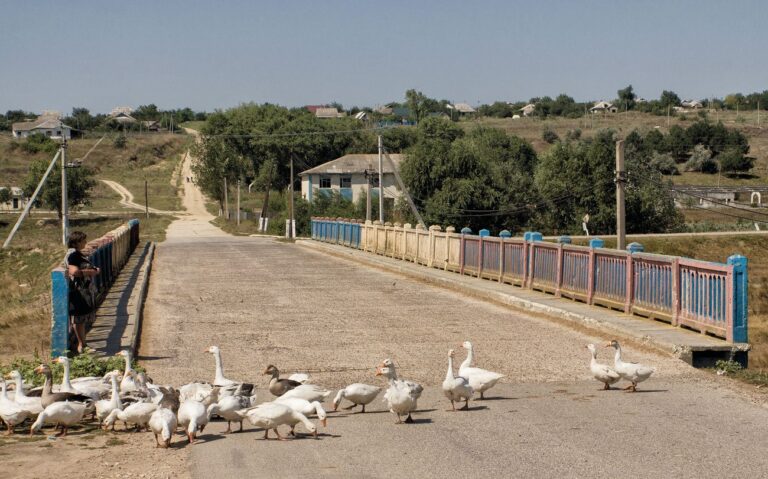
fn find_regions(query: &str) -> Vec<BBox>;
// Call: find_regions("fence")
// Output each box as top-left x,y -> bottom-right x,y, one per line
311,217 -> 748,344
51,219 -> 142,356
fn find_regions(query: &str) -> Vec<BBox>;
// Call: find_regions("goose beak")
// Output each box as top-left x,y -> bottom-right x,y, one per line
603,342 -> 612,348
374,367 -> 382,376
33,365 -> 43,374
262,368 -> 270,375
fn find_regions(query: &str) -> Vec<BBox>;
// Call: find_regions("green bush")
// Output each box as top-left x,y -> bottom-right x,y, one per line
20,133 -> 58,154
113,134 -> 127,149
542,127 -> 559,144
0,351 -> 143,387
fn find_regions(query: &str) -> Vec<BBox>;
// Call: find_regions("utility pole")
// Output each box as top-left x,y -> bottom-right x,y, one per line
289,155 -> 295,238
61,139 -> 68,245
223,177 -> 229,219
365,170 -> 372,222
236,178 -> 241,226
615,140 -> 626,251
144,180 -> 149,220
378,135 -> 384,223
758,100 -> 761,127
667,105 -> 670,127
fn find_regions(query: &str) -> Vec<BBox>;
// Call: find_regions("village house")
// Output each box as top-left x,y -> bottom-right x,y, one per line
12,113 -> 72,140
299,153 -> 403,204
590,101 -> 618,113
519,103 -> 536,116
314,107 -> 345,119
453,103 -> 476,115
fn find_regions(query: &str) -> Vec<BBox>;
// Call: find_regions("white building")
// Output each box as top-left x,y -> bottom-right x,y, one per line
299,154 -> 404,204
0,187 -> 28,211
12,116 -> 72,139
519,103 -> 536,116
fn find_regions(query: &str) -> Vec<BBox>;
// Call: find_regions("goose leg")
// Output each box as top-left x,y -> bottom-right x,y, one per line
238,421 -> 243,432
460,399 -> 470,411
274,428 -> 288,441
479,391 -> 485,400
622,384 -> 633,390
629,383 -> 637,393
224,421 -> 232,434
59,426 -> 68,437
394,413 -> 402,424
154,433 -> 160,448
361,404 -> 366,413
447,400 -> 456,412
289,425 -> 296,437
187,432 -> 196,444
603,383 -> 610,390
404,413 -> 415,424
263,429 -> 270,440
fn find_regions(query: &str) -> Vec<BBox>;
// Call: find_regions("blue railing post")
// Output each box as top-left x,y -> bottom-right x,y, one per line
728,255 -> 748,343
51,268 -> 69,357
627,242 -> 644,253
589,238 -> 604,248
530,232 -> 543,242
558,235 -> 572,244
499,230 -> 512,238
479,229 -> 490,237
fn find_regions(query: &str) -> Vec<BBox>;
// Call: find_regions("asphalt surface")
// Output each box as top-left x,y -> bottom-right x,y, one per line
137,154 -> 768,478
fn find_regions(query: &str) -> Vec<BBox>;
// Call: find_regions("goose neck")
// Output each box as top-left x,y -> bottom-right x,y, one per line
446,355 -> 455,381
14,375 -> 27,398
460,347 -> 473,370
213,351 -> 226,383
613,346 -> 623,366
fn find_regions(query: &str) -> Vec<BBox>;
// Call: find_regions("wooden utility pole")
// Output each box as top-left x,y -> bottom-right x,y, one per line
615,140 -> 626,251
236,178 -> 241,226
223,177 -> 229,219
144,180 -> 149,220
378,135 -> 384,223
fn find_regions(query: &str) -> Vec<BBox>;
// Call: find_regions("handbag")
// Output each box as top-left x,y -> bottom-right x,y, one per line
69,278 -> 95,316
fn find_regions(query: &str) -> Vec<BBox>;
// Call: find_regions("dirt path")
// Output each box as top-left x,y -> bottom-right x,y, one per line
101,179 -> 176,215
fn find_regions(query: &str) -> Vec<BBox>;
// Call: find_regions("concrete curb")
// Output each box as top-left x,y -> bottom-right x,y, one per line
129,241 -> 155,356
297,240 -> 749,366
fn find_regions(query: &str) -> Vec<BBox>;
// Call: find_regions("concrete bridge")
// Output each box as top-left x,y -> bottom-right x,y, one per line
107,153 -> 768,478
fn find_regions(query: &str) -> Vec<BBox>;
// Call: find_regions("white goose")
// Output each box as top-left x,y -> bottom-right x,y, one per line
605,340 -> 655,392
205,346 -> 255,397
30,401 -> 87,437
241,402 -> 317,440
103,401 -> 158,431
6,371 -> 43,415
177,400 -> 212,444
459,341 -> 504,399
207,393 -> 257,433
117,350 -> 138,393
280,383 -> 332,403
442,349 -> 473,411
332,383 -> 381,412
376,361 -> 422,424
56,356 -> 109,398
179,382 -> 219,406
275,396 -> 328,435
586,344 -> 621,390
149,407 -> 177,448
0,379 -> 29,435
94,370 -> 123,425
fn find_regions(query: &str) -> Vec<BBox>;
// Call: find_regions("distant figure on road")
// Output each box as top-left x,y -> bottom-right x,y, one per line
65,231 -> 100,354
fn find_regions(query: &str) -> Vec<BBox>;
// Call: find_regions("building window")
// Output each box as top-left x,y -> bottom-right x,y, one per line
56,130 -> 61,136
371,176 -> 380,187
46,131 -> 52,136
319,176 -> 331,188
340,176 -> 352,188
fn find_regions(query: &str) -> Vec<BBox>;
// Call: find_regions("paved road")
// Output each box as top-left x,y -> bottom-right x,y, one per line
138,165 -> 768,478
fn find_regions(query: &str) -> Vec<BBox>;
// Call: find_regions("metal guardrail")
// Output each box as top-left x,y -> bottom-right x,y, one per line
311,217 -> 748,344
51,219 -> 141,356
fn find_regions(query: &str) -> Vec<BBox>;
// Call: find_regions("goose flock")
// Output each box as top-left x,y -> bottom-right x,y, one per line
0,339 -> 655,446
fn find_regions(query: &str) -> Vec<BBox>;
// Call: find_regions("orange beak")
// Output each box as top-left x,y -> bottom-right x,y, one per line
603,342 -> 612,348
33,365 -> 43,374
374,367 -> 382,376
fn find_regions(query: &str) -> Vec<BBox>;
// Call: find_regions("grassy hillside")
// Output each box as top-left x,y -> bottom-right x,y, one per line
0,132 -> 190,212
469,110 -> 768,185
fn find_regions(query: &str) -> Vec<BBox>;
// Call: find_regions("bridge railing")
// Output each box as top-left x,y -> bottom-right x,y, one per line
311,218 -> 748,344
51,219 -> 141,356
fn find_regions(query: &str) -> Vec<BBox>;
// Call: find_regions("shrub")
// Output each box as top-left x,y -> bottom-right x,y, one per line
649,152 -> 679,175
719,148 -> 754,174
113,135 -> 127,149
20,133 -> 58,154
565,128 -> 582,141
684,145 -> 717,173
542,127 -> 559,144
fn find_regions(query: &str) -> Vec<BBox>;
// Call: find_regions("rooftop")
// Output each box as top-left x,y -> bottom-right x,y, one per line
299,153 -> 404,176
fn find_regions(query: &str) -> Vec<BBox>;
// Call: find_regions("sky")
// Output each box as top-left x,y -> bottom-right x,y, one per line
1,0 -> 766,114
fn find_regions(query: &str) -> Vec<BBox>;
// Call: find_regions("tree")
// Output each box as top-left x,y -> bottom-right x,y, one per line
0,188 -> 11,204
405,89 -> 430,123
718,148 -> 754,174
684,145 -> 717,173
23,159 -> 96,219
617,85 -> 636,110
659,90 -> 681,108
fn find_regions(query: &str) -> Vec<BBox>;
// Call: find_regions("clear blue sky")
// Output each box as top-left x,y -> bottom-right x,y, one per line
1,0 -> 765,114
